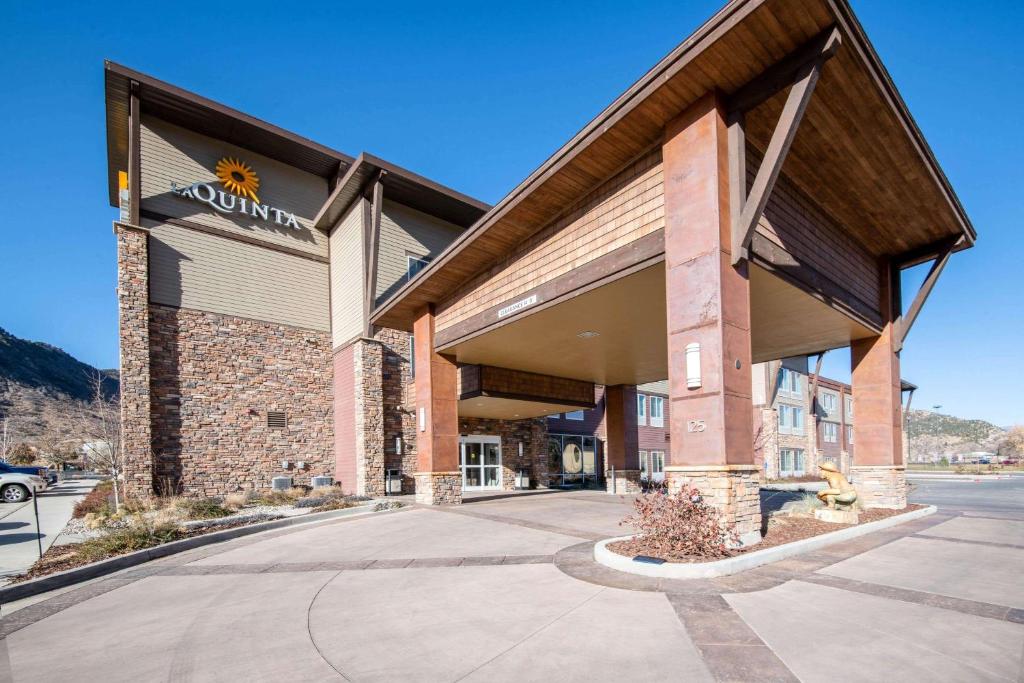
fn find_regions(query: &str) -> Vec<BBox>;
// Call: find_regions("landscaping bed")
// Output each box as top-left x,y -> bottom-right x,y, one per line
10,483 -> 398,584
608,504 -> 926,563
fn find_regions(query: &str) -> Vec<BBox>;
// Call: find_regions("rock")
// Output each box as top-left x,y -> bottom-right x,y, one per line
814,508 -> 859,524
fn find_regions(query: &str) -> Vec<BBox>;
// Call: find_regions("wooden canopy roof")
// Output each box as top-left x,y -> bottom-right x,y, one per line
373,0 -> 975,331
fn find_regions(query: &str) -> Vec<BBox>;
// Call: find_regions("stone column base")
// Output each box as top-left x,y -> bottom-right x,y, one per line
664,465 -> 762,547
414,471 -> 462,505
605,469 -> 642,494
851,465 -> 906,509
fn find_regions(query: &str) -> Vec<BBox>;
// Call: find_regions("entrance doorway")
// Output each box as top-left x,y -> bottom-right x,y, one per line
460,435 -> 502,490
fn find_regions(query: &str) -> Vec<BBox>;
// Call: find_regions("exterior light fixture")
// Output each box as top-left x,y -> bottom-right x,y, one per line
418,407 -> 426,432
518,442 -> 524,457
395,437 -> 403,454
577,330 -> 600,339
686,342 -> 702,389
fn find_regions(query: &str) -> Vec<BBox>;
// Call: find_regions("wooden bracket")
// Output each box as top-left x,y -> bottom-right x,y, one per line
728,27 -> 841,265
363,170 -> 387,337
893,236 -> 960,353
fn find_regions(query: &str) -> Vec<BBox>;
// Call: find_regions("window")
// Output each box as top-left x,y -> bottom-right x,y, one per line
824,422 -> 838,443
821,392 -> 837,413
779,368 -> 802,396
564,410 -> 585,421
780,448 -> 805,476
407,255 -> 431,279
639,450 -> 649,478
779,405 -> 804,435
649,396 -> 665,428
847,425 -> 854,444
845,396 -> 853,419
637,394 -> 647,425
650,450 -> 665,475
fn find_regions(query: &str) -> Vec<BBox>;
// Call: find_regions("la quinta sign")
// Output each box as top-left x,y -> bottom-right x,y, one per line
171,156 -> 302,230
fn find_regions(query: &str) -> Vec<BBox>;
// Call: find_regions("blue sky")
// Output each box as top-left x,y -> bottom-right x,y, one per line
1,1 -> 1020,426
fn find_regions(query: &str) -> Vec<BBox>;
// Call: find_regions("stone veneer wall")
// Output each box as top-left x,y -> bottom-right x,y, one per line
378,328 -> 418,494
353,338 -> 384,496
851,465 -> 906,509
458,417 -> 549,490
149,304 -> 333,496
665,466 -> 762,546
116,224 -> 154,499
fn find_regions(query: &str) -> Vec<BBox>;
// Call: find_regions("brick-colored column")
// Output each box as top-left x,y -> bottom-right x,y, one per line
413,305 -> 461,504
661,93 -> 760,545
604,385 -> 641,493
115,223 -> 153,498
850,267 -> 906,508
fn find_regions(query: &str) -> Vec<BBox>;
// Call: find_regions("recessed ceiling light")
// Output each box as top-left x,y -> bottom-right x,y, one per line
577,330 -> 600,339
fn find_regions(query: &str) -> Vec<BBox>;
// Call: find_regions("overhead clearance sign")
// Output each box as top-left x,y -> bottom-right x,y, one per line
171,157 -> 302,230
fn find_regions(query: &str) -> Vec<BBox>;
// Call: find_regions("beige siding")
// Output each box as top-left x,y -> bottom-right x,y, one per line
140,115 -> 329,257
147,220 -> 329,331
375,200 -> 464,306
436,149 -> 664,333
330,199 -> 366,346
638,379 -> 669,395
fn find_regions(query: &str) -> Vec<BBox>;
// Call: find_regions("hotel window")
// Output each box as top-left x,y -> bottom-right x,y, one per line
845,397 -> 853,419
779,368 -> 802,396
564,410 -> 585,421
649,396 -> 665,428
650,450 -> 665,476
637,394 -> 647,425
821,391 -> 837,413
407,255 -> 431,279
780,448 -> 805,476
639,450 -> 649,478
847,425 -> 854,444
779,405 -> 804,435
824,422 -> 838,443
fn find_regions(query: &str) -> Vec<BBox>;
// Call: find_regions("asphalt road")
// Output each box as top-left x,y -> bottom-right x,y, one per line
0,479 -> 98,585
908,475 -> 1024,516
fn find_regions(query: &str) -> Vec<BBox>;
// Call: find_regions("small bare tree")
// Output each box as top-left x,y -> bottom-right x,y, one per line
68,372 -> 123,507
0,416 -> 13,462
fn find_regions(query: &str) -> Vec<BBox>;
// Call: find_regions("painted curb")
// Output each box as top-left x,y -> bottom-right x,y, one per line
593,505 -> 937,579
0,504 -> 384,604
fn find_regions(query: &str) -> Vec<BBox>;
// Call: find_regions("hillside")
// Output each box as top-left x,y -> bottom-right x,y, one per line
0,326 -> 119,447
906,409 -> 1006,457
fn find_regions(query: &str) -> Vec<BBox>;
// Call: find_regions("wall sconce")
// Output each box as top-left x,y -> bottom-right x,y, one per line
419,407 -> 426,432
518,442 -> 524,458
396,437 -> 403,454
686,342 -> 702,389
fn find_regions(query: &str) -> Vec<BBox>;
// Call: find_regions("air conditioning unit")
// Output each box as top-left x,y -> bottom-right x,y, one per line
385,469 -> 403,495
311,476 -> 333,489
271,476 -> 293,491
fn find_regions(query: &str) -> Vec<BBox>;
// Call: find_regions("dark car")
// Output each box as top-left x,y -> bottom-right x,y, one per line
0,462 -> 48,479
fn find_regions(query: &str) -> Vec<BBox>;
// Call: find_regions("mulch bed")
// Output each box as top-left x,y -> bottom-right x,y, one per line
608,504 -> 926,564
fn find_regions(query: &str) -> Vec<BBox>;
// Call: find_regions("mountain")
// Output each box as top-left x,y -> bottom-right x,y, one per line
906,409 -> 1007,458
0,327 -> 119,447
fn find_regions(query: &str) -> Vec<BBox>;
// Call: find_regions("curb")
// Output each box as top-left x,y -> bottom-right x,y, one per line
593,505 -> 937,579
0,504 -> 382,604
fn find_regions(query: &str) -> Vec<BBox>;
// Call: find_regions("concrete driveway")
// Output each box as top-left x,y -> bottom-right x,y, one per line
0,479 -> 99,586
1,487 -> 1022,682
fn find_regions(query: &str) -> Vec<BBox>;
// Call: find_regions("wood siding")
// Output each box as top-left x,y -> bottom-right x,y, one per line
330,200 -> 366,347
435,149 -> 664,334
375,200 -> 463,307
752,150 -> 882,326
147,220 -> 329,331
140,115 -> 329,258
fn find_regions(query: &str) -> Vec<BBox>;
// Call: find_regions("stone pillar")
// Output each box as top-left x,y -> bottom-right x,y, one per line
355,339 -> 385,497
850,267 -> 906,508
661,93 -> 761,545
115,223 -> 153,498
413,305 -> 461,505
604,385 -> 641,493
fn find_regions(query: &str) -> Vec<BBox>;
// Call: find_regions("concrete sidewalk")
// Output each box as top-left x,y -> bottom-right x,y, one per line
1,488 -> 1022,682
0,479 -> 98,586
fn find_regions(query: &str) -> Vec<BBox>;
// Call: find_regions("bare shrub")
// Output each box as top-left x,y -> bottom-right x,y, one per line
622,487 -> 739,560
223,491 -> 253,511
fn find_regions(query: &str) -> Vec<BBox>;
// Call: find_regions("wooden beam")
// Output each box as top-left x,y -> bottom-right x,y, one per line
363,171 -> 386,337
727,26 -> 842,114
893,238 -> 958,352
809,351 -> 826,417
128,81 -> 141,225
727,111 -> 747,261
731,28 -> 841,266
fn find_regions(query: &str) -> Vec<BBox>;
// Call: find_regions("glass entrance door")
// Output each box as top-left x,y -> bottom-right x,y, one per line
460,436 -> 502,490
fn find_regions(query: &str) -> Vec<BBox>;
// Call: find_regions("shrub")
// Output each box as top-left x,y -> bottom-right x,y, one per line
73,480 -> 115,519
223,491 -> 253,511
255,486 -> 307,506
173,497 -> 231,520
623,486 -> 739,560
75,523 -> 183,563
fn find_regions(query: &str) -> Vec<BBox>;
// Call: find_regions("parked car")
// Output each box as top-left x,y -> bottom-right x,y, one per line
0,471 -> 47,503
0,462 -> 48,479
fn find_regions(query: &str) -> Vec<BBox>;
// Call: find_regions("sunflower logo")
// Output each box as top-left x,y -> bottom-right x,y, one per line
215,157 -> 260,203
